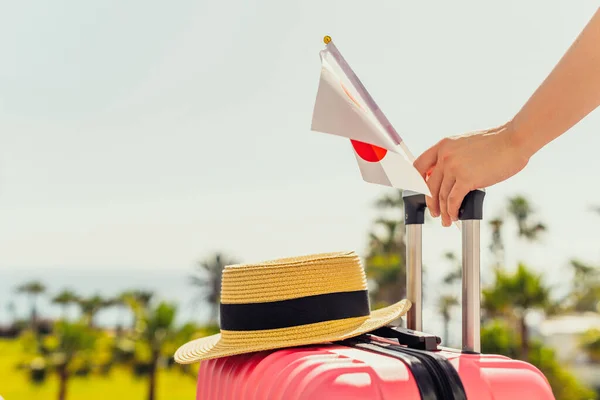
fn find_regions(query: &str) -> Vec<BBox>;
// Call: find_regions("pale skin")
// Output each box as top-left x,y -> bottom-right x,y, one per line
414,7 -> 600,227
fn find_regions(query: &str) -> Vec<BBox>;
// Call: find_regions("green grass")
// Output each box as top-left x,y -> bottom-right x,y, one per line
0,339 -> 197,400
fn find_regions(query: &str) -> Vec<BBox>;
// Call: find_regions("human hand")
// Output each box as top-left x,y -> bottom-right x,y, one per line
413,122 -> 531,227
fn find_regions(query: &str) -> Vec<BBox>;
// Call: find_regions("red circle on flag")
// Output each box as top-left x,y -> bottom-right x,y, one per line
351,140 -> 387,162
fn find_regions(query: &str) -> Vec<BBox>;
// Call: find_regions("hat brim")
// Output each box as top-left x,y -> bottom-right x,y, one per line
174,299 -> 411,364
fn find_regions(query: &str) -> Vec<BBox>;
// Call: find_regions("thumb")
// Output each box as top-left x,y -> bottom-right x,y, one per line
414,144 -> 439,179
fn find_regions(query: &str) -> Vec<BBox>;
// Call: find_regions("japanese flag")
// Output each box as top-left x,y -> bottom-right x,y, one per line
310,37 -> 431,196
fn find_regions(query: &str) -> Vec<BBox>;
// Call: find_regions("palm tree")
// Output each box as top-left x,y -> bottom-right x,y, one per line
190,253 -> 237,323
44,321 -> 97,400
482,263 -> 551,360
489,217 -> 505,270
365,217 -> 407,306
562,260 -> 600,312
571,259 -> 598,283
52,290 -> 80,320
139,302 -> 177,400
579,328 -> 600,363
16,281 -> 46,329
369,218 -> 405,254
374,189 -> 404,210
558,207 -> 600,313
436,251 -> 461,346
120,290 -> 154,331
6,301 -> 17,326
372,190 -> 413,258
442,251 -> 461,285
438,295 -> 459,346
77,295 -> 115,328
363,190 -> 411,307
507,196 -> 546,241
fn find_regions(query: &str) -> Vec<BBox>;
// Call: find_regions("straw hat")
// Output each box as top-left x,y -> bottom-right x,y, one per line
174,251 -> 411,364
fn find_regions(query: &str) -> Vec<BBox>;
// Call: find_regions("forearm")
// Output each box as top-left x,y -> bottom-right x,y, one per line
511,7 -> 600,157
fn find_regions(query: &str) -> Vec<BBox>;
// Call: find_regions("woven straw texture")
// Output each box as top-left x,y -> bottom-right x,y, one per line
174,251 -> 411,364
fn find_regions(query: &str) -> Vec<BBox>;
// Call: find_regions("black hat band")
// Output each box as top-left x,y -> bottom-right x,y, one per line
219,290 -> 370,331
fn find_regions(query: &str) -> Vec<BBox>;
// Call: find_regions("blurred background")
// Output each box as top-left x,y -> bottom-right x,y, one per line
1,1 -> 600,399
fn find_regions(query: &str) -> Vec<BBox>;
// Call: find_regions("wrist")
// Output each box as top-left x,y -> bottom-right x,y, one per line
503,119 -> 538,162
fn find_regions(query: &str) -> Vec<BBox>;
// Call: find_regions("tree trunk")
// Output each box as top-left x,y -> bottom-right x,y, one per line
58,365 -> 68,400
30,296 -> 38,330
88,312 -> 95,328
210,305 -> 218,325
117,307 -> 125,335
380,281 -> 406,307
147,350 -> 159,400
519,315 -> 529,360
132,313 -> 139,331
443,317 -> 450,346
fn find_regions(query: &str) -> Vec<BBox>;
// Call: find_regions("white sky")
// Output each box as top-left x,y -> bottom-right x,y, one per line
1,1 -> 599,297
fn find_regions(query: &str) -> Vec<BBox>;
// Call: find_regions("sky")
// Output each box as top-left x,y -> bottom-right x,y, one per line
1,1 -> 600,322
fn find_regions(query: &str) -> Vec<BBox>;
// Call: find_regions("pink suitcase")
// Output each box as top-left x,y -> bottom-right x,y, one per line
195,190 -> 555,399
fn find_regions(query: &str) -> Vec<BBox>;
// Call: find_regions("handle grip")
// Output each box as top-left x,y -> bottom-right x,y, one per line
403,189 -> 485,353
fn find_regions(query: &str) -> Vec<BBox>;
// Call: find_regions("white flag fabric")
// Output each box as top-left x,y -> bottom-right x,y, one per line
350,140 -> 431,191
310,38 -> 431,196
312,56 -> 397,151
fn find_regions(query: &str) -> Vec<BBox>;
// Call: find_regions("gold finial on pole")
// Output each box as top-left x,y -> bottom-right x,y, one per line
323,35 -> 332,44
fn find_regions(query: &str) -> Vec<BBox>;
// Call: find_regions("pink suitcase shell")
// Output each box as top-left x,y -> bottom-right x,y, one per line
196,342 -> 553,400
194,191 -> 555,399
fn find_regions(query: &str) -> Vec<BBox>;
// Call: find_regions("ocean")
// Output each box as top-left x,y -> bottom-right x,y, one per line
0,266 -> 211,328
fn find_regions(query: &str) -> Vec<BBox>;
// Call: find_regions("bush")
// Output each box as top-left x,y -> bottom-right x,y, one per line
113,337 -> 136,364
133,361 -> 152,377
580,328 -> 600,363
0,325 -> 21,338
98,361 -> 113,376
481,319 -> 520,359
29,357 -> 47,384
481,320 -> 597,400
529,344 -> 597,400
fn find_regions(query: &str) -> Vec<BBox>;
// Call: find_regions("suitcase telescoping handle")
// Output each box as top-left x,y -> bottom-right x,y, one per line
403,189 -> 486,353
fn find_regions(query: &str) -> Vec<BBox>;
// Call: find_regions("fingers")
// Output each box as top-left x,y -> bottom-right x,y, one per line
424,166 -> 443,217
447,183 -> 470,222
415,139 -> 467,226
438,175 -> 456,227
414,144 -> 439,180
